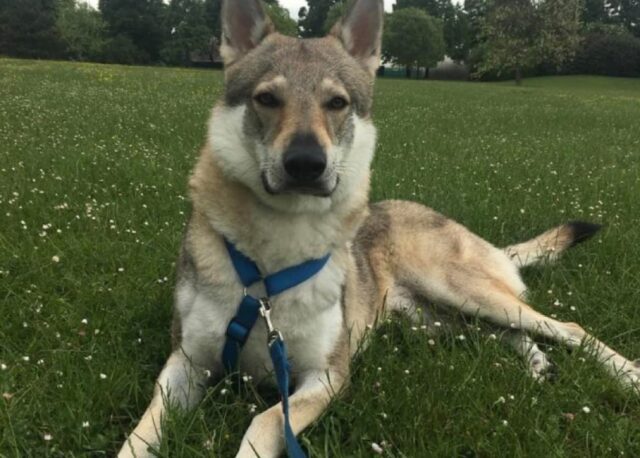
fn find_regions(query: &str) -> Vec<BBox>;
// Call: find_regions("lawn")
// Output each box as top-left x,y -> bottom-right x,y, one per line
1,59 -> 639,457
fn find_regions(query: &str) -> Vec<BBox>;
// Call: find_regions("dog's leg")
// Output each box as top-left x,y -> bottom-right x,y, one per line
118,350 -> 210,458
236,369 -> 346,458
395,221 -> 639,389
413,267 -> 640,389
502,330 -> 552,381
504,304 -> 640,388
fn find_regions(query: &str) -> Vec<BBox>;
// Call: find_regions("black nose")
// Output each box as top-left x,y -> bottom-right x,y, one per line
283,134 -> 327,183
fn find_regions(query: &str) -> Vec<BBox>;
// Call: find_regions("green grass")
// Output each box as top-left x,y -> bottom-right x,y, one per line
504,75 -> 640,97
1,58 -> 639,457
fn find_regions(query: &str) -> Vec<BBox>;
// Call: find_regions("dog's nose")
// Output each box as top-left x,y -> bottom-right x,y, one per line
283,134 -> 327,183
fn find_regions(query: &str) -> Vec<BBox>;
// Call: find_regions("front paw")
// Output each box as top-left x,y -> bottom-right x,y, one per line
236,440 -> 282,458
118,442 -> 154,458
235,411 -> 284,458
118,433 -> 159,458
235,441 -> 260,458
616,360 -> 640,391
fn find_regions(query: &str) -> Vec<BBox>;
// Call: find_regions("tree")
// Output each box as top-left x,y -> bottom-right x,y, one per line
395,0 -> 469,62
478,0 -> 538,84
99,0 -> 166,63
479,0 -> 584,85
394,0 -> 441,17
442,3 -> 469,62
265,2 -> 298,36
463,0 -> 488,50
583,0 -> 611,23
537,0 -> 584,70
299,0 -> 338,37
162,0 -> 210,65
201,0 -> 292,42
0,0 -> 64,58
384,8 -> 445,78
203,0 -> 222,38
611,0 -> 640,37
571,23 -> 640,76
582,0 -> 639,37
323,1 -> 346,33
57,0 -> 107,61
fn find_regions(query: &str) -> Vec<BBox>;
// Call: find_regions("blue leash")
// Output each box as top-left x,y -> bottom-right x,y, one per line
222,239 -> 330,458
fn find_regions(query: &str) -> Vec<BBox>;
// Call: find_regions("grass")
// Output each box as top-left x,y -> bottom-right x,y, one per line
1,58 -> 639,457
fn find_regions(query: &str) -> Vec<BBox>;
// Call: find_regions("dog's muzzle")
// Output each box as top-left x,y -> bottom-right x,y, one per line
283,147 -> 326,183
263,133 -> 336,197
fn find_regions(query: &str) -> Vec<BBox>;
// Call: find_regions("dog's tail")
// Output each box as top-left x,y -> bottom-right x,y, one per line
503,221 -> 602,268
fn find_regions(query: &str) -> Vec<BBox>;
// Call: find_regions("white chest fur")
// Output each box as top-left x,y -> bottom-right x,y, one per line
175,256 -> 345,381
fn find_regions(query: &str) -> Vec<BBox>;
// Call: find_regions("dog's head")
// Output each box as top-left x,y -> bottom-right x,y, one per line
209,0 -> 383,213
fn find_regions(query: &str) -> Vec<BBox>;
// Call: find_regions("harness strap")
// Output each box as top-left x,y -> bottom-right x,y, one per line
222,240 -> 330,372
270,337 -> 306,458
264,255 -> 331,296
221,239 -> 330,458
224,239 -> 261,287
221,295 -> 261,370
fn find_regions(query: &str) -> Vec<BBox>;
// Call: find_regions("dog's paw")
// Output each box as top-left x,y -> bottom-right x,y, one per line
615,361 -> 640,392
530,364 -> 556,383
235,412 -> 283,458
236,443 -> 281,458
235,448 -> 258,458
528,353 -> 553,382
117,444 -> 151,458
117,435 -> 158,458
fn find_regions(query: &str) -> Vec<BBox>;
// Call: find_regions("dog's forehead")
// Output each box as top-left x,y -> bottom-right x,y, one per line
224,34 -> 373,114
269,38 -> 346,82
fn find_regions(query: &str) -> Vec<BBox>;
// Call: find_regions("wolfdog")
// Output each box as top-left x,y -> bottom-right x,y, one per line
120,0 -> 639,456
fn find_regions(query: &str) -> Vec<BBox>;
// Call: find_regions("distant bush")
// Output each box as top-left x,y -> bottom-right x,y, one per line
466,43 -> 513,82
102,35 -> 149,65
428,59 -> 469,80
570,24 -> 640,77
57,1 -> 107,62
0,0 -> 64,59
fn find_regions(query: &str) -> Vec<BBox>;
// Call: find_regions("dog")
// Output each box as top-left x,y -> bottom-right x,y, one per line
119,0 -> 640,456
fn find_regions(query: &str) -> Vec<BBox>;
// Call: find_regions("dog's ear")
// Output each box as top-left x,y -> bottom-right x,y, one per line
220,0 -> 274,66
330,0 -> 384,76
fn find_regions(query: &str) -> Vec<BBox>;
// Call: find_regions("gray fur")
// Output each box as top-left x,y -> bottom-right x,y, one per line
353,203 -> 391,286
225,35 -> 374,117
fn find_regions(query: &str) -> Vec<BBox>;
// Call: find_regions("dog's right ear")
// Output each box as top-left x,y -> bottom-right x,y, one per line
220,0 -> 274,66
330,0 -> 384,77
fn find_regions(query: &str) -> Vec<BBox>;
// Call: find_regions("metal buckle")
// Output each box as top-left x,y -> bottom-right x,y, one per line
259,298 -> 283,346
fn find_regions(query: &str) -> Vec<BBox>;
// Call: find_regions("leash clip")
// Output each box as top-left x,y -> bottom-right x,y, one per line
259,298 -> 283,346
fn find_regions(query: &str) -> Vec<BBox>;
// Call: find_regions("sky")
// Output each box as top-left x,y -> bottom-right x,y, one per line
278,0 -> 462,15
81,1 -> 414,18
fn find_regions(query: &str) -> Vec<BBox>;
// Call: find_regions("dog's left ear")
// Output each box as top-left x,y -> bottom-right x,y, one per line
220,0 -> 274,66
330,0 -> 384,76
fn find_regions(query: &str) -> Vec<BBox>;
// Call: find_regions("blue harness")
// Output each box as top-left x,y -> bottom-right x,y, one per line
222,239 -> 330,458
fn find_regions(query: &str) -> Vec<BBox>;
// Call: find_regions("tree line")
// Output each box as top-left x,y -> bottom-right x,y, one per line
379,0 -> 639,82
0,0 -> 638,80
0,0 -> 296,66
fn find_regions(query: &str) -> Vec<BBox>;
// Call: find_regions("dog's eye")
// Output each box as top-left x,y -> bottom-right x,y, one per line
327,96 -> 349,110
254,92 -> 281,108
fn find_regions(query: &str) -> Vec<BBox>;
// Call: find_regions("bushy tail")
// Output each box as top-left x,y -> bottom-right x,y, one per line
504,221 -> 602,268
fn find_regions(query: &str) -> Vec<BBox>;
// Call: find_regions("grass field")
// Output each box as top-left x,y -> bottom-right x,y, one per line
1,58 -> 640,457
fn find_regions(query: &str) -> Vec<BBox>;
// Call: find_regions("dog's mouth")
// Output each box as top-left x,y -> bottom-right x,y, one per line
261,173 -> 338,197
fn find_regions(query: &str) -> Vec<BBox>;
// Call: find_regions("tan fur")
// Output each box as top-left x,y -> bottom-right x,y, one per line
190,141 -> 370,264
351,201 -> 637,387
504,224 -> 579,267
120,2 -> 637,457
